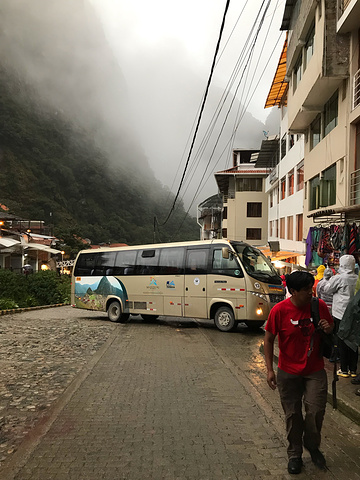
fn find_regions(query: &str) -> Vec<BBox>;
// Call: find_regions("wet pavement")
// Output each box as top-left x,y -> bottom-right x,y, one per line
0,307 -> 359,479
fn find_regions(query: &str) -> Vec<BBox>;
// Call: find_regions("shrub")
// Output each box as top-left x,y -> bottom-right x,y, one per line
0,298 -> 19,310
0,270 -> 27,306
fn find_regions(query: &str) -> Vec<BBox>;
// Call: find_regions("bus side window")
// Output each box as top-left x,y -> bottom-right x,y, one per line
135,249 -> 160,275
94,251 -> 116,276
185,249 -> 209,274
74,253 -> 98,276
159,247 -> 185,275
212,249 -> 243,277
113,250 -> 137,275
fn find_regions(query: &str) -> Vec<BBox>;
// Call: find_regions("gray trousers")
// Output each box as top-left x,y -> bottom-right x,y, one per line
277,368 -> 328,459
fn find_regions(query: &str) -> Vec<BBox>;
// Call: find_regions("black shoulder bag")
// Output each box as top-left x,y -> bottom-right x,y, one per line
310,297 -> 338,409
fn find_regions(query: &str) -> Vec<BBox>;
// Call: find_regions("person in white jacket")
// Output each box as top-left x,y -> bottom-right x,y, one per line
323,254 -> 358,377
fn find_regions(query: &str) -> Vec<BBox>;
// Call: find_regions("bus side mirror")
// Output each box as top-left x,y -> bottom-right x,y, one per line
222,247 -> 229,259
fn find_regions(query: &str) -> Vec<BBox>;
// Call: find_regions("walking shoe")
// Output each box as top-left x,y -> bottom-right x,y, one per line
351,375 -> 360,385
337,369 -> 350,378
350,372 -> 357,378
355,389 -> 360,397
288,457 -> 302,474
307,448 -> 326,469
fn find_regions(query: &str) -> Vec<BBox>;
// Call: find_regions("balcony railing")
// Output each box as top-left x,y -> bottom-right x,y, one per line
354,68 -> 360,110
338,0 -> 353,17
350,168 -> 360,205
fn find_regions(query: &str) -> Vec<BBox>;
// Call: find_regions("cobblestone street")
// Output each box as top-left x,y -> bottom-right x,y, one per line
1,307 -> 360,479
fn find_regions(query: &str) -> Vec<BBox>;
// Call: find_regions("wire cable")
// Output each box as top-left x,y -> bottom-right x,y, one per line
156,0 -> 231,228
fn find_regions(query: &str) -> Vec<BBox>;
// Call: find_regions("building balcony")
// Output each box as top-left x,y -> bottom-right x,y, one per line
350,167 -> 360,205
337,0 -> 360,33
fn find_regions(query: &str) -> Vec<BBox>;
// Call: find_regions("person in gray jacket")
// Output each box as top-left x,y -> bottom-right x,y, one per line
316,268 -> 333,313
323,254 -> 358,377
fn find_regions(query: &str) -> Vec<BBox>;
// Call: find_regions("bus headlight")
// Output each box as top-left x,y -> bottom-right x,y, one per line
250,292 -> 268,302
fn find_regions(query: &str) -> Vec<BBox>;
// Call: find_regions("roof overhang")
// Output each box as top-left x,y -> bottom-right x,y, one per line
255,137 -> 279,168
265,34 -> 288,108
281,0 -> 297,30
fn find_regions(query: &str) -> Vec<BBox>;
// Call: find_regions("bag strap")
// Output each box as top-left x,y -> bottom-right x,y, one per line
311,297 -> 320,329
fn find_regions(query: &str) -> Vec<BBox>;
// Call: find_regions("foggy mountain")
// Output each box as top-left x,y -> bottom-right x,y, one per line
0,0 -> 276,246
0,0 -> 198,244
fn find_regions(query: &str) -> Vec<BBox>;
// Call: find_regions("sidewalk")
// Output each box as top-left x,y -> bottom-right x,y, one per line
260,342 -> 360,426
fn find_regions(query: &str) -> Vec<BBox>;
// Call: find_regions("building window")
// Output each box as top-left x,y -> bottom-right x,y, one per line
246,228 -> 261,240
309,175 -> 320,210
222,228 -> 227,238
270,190 -> 273,208
247,202 -> 262,217
288,170 -> 294,196
280,217 -> 285,239
288,134 -> 295,150
275,219 -> 279,237
236,178 -> 262,192
321,164 -> 336,207
296,214 -> 303,241
324,91 -> 338,136
293,55 -> 302,92
223,206 -> 227,219
310,114 -> 321,150
281,177 -> 286,200
287,216 -> 293,240
269,221 -> 273,237
296,163 -> 304,191
309,164 -> 336,210
304,22 -> 315,70
281,134 -> 287,159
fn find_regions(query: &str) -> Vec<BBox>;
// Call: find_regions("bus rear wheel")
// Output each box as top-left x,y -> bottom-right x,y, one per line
214,306 -> 237,332
141,314 -> 159,322
107,301 -> 129,323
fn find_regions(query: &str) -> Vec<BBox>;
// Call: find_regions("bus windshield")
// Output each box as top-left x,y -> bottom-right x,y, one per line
231,243 -> 280,283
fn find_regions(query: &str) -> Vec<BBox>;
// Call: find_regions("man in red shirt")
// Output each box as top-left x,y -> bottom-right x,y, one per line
264,271 -> 333,475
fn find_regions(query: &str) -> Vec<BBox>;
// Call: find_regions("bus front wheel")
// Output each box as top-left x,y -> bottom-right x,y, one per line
107,301 -> 129,323
214,306 -> 237,332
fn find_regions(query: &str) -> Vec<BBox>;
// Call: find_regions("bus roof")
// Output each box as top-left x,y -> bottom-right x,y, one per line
76,239 -> 249,255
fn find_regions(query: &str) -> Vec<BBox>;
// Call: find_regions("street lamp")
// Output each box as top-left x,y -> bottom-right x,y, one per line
61,251 -> 65,274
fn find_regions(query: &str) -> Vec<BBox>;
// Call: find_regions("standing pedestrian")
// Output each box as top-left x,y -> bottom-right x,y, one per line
313,265 -> 325,296
264,271 -> 333,475
316,267 -> 334,314
322,254 -> 358,377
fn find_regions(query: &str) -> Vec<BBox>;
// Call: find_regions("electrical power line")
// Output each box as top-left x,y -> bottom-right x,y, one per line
156,0 -> 231,229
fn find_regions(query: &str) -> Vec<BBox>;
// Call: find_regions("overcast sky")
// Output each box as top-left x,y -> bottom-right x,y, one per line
89,0 -> 286,211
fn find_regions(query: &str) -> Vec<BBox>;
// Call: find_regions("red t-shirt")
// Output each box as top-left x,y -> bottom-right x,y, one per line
265,297 -> 333,375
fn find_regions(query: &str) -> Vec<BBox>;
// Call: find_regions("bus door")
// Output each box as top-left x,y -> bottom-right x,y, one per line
184,247 -> 209,318
207,247 -> 247,320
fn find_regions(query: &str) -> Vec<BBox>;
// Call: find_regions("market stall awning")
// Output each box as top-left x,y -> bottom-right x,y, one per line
264,34 -> 288,108
260,247 -> 304,261
0,237 -> 21,248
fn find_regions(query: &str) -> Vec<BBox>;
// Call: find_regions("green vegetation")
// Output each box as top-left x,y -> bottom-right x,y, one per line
0,270 -> 70,309
0,67 -> 199,248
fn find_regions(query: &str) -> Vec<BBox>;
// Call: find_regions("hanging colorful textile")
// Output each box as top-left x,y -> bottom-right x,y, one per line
349,223 -> 357,255
330,225 -> 342,250
311,227 -> 323,266
340,223 -> 350,256
317,227 -> 333,257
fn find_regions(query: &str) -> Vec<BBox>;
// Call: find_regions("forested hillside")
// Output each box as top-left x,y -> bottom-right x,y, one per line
0,67 -> 198,245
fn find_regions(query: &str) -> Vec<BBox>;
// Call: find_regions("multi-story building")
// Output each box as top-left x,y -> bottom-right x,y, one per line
197,194 -> 222,240
263,35 -> 307,268
282,0 -> 350,239
214,149 -> 269,246
337,0 -> 360,207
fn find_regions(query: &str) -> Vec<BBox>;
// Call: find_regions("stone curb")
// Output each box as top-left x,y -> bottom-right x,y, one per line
0,304 -> 69,315
259,342 -> 360,426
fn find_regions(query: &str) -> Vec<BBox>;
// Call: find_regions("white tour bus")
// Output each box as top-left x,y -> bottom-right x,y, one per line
71,239 -> 285,332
